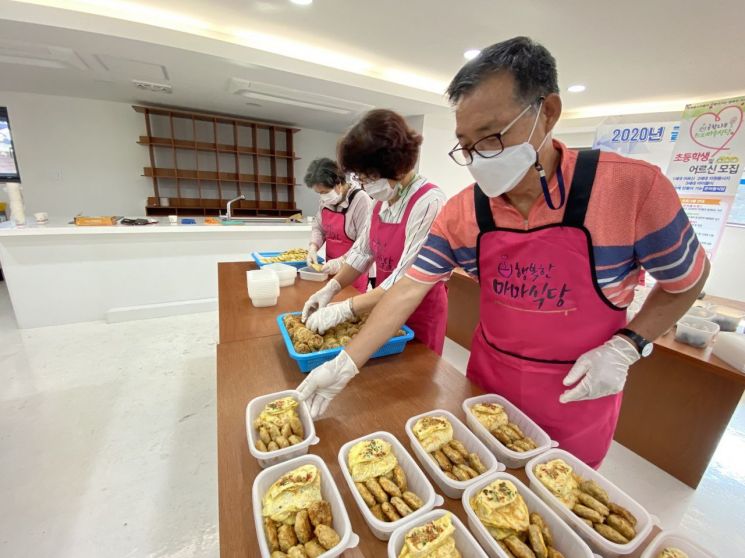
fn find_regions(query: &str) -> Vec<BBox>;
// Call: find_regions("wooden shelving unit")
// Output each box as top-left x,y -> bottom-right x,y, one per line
134,105 -> 300,217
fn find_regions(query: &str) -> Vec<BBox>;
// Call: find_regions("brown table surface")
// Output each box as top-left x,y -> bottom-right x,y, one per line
218,261 -> 357,344
216,262 -> 659,557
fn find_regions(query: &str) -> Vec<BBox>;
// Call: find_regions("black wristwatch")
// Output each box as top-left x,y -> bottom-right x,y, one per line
616,328 -> 654,357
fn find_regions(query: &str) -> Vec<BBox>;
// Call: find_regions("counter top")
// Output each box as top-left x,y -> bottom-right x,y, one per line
0,218 -> 311,237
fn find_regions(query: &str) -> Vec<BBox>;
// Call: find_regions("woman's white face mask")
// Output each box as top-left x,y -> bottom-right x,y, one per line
466,101 -> 550,198
364,178 -> 397,201
319,188 -> 343,206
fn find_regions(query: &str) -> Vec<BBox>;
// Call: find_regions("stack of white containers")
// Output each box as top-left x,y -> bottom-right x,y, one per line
247,269 -> 280,307
263,263 -> 297,287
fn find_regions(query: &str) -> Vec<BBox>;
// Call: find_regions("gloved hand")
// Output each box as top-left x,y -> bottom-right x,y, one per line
307,244 -> 319,267
560,335 -> 640,403
297,350 -> 359,418
301,279 -> 341,322
322,256 -> 344,275
306,299 -> 354,334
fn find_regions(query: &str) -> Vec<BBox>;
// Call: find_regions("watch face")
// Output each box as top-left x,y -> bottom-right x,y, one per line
641,343 -> 654,357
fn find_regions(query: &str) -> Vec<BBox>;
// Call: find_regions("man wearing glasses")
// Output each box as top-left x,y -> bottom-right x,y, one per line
297,36 -> 709,468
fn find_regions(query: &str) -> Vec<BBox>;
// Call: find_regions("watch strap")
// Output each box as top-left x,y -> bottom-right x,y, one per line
615,327 -> 651,355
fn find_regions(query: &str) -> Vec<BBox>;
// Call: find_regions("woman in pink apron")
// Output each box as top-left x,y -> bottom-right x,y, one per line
466,150 -> 628,467
305,158 -> 372,293
301,109 -> 448,355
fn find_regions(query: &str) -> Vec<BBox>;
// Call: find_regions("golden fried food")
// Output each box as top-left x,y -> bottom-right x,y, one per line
287,545 -> 308,558
259,427 -> 272,445
370,504 -> 385,522
354,482 -> 376,508
529,513 -> 553,548
467,452 -> 487,474
504,534 -> 537,558
278,524 -> 298,552
322,340 -> 340,350
451,465 -> 471,482
507,422 -> 526,438
431,450 -> 452,471
275,436 -> 290,449
267,424 -> 281,439
288,435 -> 303,445
280,423 -> 292,439
308,335 -> 323,351
307,500 -> 332,527
579,480 -> 609,506
338,335 -> 352,346
573,504 -> 604,523
656,549 -> 689,558
528,524 -> 548,558
314,524 -> 341,550
401,491 -> 423,511
492,425 -> 518,445
546,548 -> 565,558
294,342 -> 311,354
581,518 -> 593,528
303,539 -> 326,558
593,523 -> 629,544
389,496 -> 414,517
392,465 -> 407,492
442,445 -> 465,465
381,502 -> 401,522
444,471 -> 459,481
264,517 -> 280,551
364,478 -> 389,504
577,492 -> 610,517
261,248 -> 309,263
256,439 -> 269,452
294,510 -> 313,544
271,552 -> 288,558
606,513 -> 636,540
267,441 -> 279,452
459,463 -> 480,479
378,476 -> 402,498
608,502 -> 637,527
498,540 -> 517,558
293,328 -> 314,343
447,440 -> 469,458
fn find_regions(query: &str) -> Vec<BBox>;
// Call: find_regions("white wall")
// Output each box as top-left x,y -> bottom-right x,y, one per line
419,112 -> 473,197
0,91 -> 341,220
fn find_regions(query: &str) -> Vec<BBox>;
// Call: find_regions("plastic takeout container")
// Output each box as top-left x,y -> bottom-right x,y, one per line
263,262 -> 297,287
463,471 -> 595,558
685,306 -> 716,321
250,295 -> 278,308
405,409 -> 502,499
463,394 -> 556,469
247,269 -> 280,297
277,313 -> 414,373
640,530 -> 717,558
338,431 -> 444,541
252,454 -> 359,557
675,316 -> 719,348
252,251 -> 324,270
526,449 -> 653,557
387,508 -> 488,558
246,389 -> 319,468
299,265 -> 329,282
710,305 -> 745,332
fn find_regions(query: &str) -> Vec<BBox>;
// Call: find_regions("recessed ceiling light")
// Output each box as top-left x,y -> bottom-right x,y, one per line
568,84 -> 587,93
290,0 -> 313,5
464,49 -> 481,60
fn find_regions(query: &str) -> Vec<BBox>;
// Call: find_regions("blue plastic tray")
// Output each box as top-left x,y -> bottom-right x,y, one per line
252,251 -> 324,270
277,312 -> 415,373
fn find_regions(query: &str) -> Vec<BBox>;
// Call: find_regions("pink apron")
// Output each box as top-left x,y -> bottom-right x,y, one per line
370,183 -> 448,355
321,188 -> 368,293
466,150 -> 627,468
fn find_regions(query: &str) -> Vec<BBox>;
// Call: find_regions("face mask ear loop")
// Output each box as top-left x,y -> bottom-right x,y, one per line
528,100 -> 564,210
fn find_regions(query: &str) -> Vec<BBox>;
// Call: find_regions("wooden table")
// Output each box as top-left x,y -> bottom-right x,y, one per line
445,271 -> 745,488
216,262 -> 658,557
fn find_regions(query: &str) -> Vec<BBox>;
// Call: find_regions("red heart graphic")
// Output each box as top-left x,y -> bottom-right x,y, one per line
689,105 -> 743,154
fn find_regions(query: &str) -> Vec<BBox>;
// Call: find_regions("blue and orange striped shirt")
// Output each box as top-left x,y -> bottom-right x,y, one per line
408,142 -> 708,307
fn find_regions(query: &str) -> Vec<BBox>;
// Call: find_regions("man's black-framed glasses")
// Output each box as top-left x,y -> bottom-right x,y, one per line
448,100 -> 540,166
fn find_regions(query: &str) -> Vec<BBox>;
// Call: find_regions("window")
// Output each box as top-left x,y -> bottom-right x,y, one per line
728,175 -> 745,226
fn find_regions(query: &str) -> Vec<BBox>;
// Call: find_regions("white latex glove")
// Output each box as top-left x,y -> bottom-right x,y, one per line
306,299 -> 354,334
560,335 -> 640,403
307,244 -> 319,267
322,256 -> 344,275
301,279 -> 341,322
297,350 -> 359,418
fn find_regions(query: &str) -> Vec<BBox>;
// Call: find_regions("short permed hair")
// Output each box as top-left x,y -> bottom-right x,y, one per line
304,157 -> 345,189
338,109 -> 422,179
446,36 -> 559,105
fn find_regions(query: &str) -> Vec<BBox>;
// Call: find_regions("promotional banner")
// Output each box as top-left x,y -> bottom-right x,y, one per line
667,95 -> 745,257
593,121 -> 679,172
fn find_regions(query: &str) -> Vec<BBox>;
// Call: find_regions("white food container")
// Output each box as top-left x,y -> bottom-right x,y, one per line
252,454 -> 360,558
264,262 -> 298,287
250,295 -> 278,308
462,394 -> 557,469
640,530 -> 717,558
405,409 -> 503,499
713,332 -> 745,373
710,305 -> 745,332
684,306 -> 716,321
247,269 -> 280,297
526,448 -> 654,557
462,471 -> 596,558
338,431 -> 444,541
246,389 -> 319,468
299,265 -> 329,282
675,316 -> 720,348
387,508 -> 489,558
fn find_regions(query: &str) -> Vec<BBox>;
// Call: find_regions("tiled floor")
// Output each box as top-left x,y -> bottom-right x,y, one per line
1,281 -> 743,557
